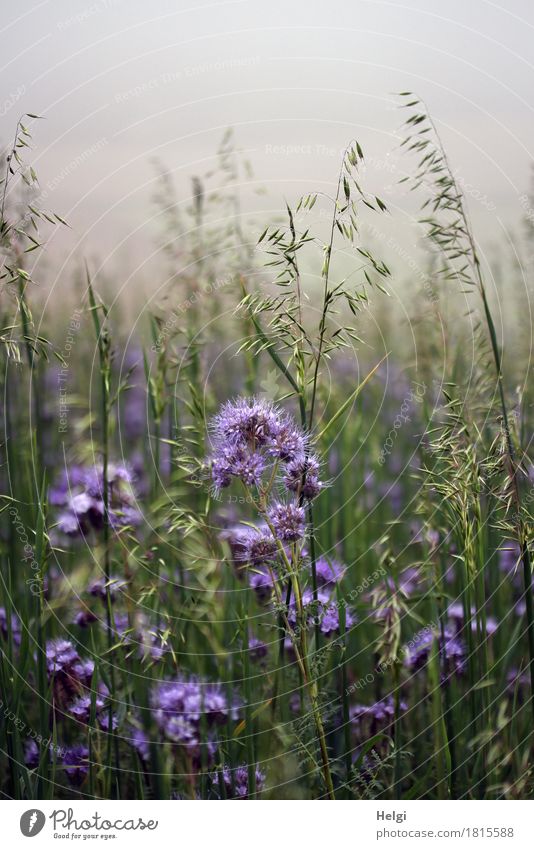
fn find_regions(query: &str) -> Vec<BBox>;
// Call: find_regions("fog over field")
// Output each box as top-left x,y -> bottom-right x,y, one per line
2,0 -> 533,282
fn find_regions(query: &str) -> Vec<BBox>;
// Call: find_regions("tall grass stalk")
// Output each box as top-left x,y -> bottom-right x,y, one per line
400,94 -> 534,723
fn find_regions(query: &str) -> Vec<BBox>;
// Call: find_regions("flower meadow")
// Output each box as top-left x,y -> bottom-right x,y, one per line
0,99 -> 533,802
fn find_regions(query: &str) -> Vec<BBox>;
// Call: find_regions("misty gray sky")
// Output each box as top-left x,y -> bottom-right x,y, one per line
2,0 -> 534,285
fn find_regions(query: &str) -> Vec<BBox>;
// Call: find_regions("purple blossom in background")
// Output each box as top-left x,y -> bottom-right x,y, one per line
0,607 -> 21,645
499,541 -> 521,575
350,696 -> 407,733
24,740 -> 41,770
73,608 -> 98,628
314,557 -> 345,587
119,348 -> 147,441
447,603 -> 499,635
248,635 -> 268,663
49,462 -> 142,538
287,585 -> 355,637
129,725 -> 150,761
62,744 -> 90,786
213,764 -> 266,799
88,575 -> 127,602
404,627 -> 466,679
507,667 -> 530,695
152,676 -> 239,764
248,567 -> 277,603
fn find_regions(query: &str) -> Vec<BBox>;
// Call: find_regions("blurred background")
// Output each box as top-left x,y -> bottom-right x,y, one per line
1,0 -> 533,291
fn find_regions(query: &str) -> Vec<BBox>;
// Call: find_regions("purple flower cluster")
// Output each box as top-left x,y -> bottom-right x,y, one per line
267,501 -> 306,543
24,740 -> 90,787
446,603 -> 498,635
0,607 -> 21,645
350,696 -> 407,734
212,764 -> 266,799
46,638 -> 115,730
152,676 -> 239,764
315,556 -> 345,587
287,585 -> 356,637
208,398 -> 323,542
62,744 -> 90,786
248,635 -> 268,663
403,627 -> 466,679
49,462 -> 142,537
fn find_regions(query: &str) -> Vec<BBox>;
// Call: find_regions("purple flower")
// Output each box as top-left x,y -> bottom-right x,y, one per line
68,694 -> 102,723
267,501 -> 305,542
499,542 -> 521,575
46,639 -> 100,707
129,725 -> 150,761
24,740 -> 40,769
88,575 -> 127,602
235,527 -> 278,567
248,635 -> 268,663
67,694 -> 117,731
314,557 -> 345,587
447,603 -> 498,635
385,567 -> 420,597
220,524 -> 254,566
208,398 -> 314,494
285,586 -> 355,637
62,744 -> 89,786
0,607 -> 21,645
404,627 -> 465,678
212,398 -> 281,449
318,602 -> 356,636
214,764 -> 266,799
46,637 -> 75,669
507,667 -> 530,694
211,445 -> 265,491
350,696 -> 407,732
283,454 -> 322,500
152,676 -> 238,757
249,567 -> 276,603
50,462 -> 141,538
267,416 -> 306,463
73,608 -> 98,628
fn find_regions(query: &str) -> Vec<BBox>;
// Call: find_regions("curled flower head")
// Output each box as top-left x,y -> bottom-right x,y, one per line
283,453 -> 322,500
267,415 -> 306,463
350,696 -> 407,737
235,527 -> 278,567
213,444 -> 266,492
267,501 -> 306,543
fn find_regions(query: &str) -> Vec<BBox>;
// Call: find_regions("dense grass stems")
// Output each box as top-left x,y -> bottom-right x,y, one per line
0,110 -> 532,800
